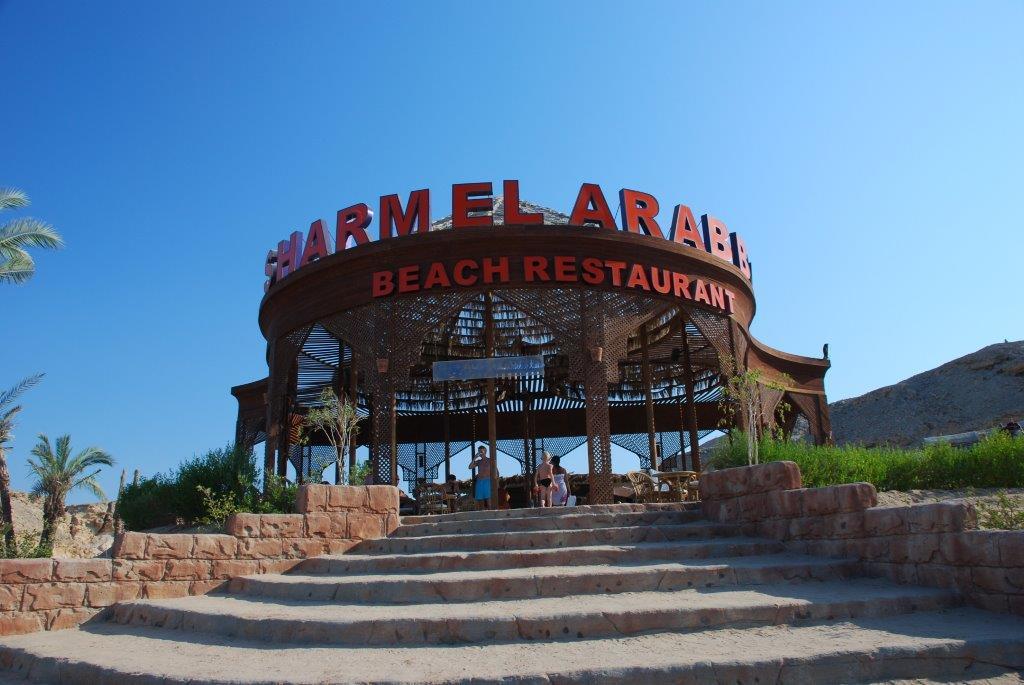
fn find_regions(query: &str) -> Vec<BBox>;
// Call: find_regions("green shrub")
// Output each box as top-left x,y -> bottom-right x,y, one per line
0,525 -> 52,558
708,431 -> 1024,491
118,444 -> 297,530
977,491 -> 1024,530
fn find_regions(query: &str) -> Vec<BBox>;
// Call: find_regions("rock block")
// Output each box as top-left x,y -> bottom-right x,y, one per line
699,465 -> 751,500
907,502 -> 977,534
259,514 -> 305,539
366,486 -> 399,513
259,559 -> 302,574
296,484 -> 330,513
862,507 -> 908,537
189,579 -> 225,595
765,489 -> 803,519
163,559 -> 213,581
0,559 -> 53,584
112,560 -> 164,582
801,487 -> 839,518
998,531 -> 1024,567
748,461 -> 801,495
45,608 -> 98,631
833,483 -> 878,513
0,612 -> 44,636
143,581 -> 191,600
192,535 -> 238,559
738,492 -> 771,522
0,585 -> 24,612
939,531 -> 1002,567
327,485 -> 368,511
282,538 -> 327,558
304,512 -> 332,538
347,512 -> 383,540
224,513 -> 261,538
22,583 -> 87,611
53,559 -> 111,583
384,512 -> 400,536
86,582 -> 143,607
828,512 -> 866,539
326,538 -> 359,555
110,532 -> 147,560
211,559 -> 261,580
145,534 -> 194,560
236,538 -> 285,559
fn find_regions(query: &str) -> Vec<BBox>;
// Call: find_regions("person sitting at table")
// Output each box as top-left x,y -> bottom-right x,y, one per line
551,455 -> 571,506
535,451 -> 555,507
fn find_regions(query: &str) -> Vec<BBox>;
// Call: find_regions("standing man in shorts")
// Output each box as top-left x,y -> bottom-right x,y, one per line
470,445 -> 496,509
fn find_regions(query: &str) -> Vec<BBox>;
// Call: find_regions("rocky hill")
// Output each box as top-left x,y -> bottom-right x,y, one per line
9,492 -> 114,558
830,340 -> 1024,447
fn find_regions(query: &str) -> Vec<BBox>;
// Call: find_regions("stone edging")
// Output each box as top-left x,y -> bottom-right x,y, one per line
0,484 -> 399,636
701,461 -> 1024,614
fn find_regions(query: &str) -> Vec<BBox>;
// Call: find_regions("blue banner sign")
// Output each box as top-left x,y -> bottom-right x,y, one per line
432,355 -> 545,381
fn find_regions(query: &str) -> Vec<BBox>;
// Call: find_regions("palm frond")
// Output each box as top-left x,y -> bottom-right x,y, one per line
0,219 -> 64,252
30,433 -> 53,461
0,253 -> 35,285
0,188 -> 29,211
55,434 -> 71,463
72,470 -> 107,500
0,374 -> 43,410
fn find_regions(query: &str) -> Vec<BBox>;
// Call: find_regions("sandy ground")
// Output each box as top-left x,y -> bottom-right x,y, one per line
876,488 -> 1024,529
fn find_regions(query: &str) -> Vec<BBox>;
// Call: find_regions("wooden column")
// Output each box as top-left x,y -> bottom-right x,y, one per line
348,356 -> 358,478
522,391 -> 532,506
681,316 -> 702,473
443,381 -> 451,480
334,340 -> 344,485
640,324 -> 657,471
276,393 -> 289,480
485,292 -> 499,510
390,392 -> 398,486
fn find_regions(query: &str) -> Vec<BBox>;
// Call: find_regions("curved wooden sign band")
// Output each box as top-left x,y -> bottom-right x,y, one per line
259,226 -> 757,343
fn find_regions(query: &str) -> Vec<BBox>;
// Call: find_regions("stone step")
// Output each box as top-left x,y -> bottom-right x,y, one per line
3,608 -> 1024,684
392,509 -> 702,538
110,579 -> 960,646
295,537 -> 785,575
399,501 -> 693,525
359,521 -> 746,555
227,554 -> 859,604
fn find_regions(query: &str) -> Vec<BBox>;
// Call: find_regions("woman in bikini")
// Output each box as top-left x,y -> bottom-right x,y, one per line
551,455 -> 571,506
535,451 -> 554,507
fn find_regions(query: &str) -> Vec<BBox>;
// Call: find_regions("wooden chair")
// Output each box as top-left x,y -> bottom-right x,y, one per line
626,471 -> 676,504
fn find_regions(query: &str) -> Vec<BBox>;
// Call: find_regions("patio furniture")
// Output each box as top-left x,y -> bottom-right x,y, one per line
652,470 -> 699,502
626,471 -> 676,504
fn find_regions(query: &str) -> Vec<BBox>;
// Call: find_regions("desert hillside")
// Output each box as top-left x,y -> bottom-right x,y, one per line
830,340 -> 1024,447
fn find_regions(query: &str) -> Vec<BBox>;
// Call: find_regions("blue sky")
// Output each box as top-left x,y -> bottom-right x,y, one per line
2,1 -> 1021,501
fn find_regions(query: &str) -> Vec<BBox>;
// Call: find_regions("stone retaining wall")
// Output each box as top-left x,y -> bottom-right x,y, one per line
701,461 -> 1024,614
0,484 -> 399,636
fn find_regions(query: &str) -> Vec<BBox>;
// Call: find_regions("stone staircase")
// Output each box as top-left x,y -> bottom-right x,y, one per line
2,503 -> 1024,684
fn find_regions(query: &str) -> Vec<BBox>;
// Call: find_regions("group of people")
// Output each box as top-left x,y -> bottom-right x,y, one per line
440,446 -> 572,510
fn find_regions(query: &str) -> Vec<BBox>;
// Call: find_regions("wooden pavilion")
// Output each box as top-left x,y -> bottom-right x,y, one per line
232,199 -> 831,505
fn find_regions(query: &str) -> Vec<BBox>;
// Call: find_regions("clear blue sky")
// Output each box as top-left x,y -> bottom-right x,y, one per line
2,1 -> 1021,501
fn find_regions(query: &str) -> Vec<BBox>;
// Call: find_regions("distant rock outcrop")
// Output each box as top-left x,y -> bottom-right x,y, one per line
830,341 -> 1024,447
9,491 -> 114,558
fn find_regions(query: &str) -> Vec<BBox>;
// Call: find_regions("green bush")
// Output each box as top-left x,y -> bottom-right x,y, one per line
0,525 -> 52,559
708,431 -> 1024,491
977,491 -> 1024,530
118,444 -> 297,530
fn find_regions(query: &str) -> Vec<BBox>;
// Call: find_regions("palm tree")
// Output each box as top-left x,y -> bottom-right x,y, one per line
0,187 -> 64,284
0,374 -> 44,550
28,434 -> 113,546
